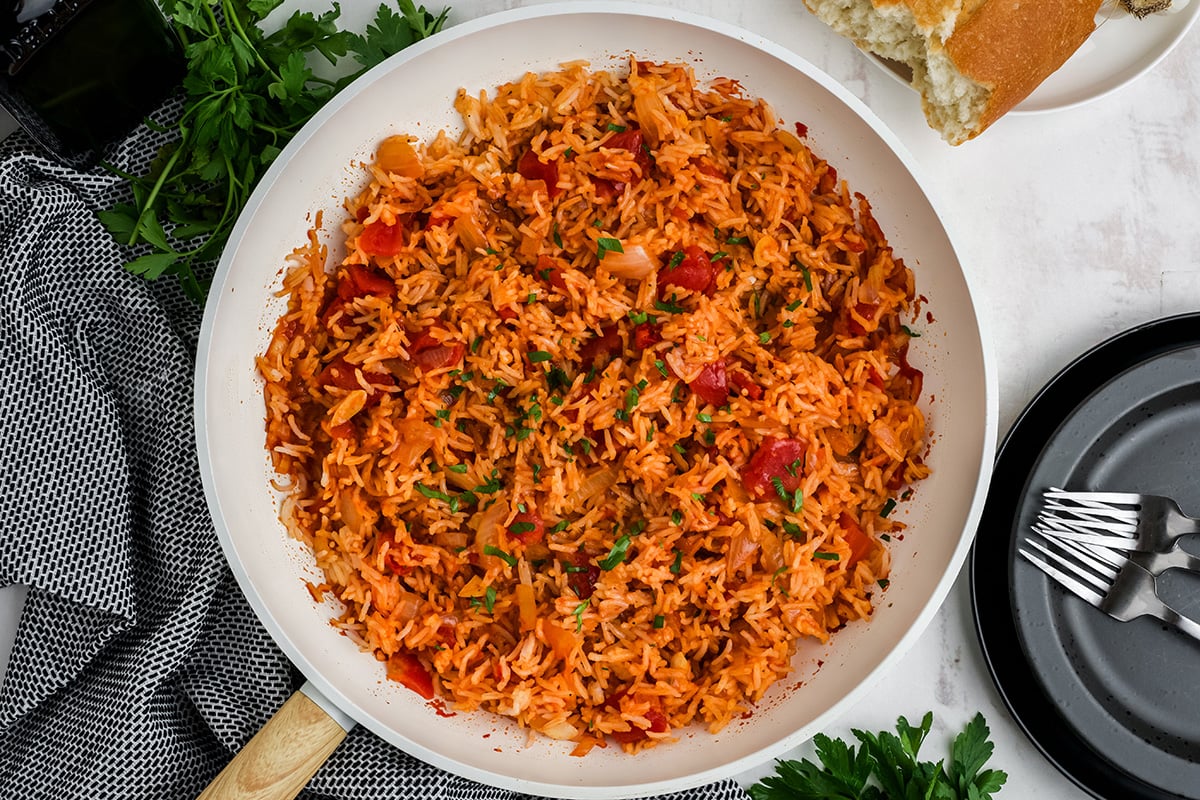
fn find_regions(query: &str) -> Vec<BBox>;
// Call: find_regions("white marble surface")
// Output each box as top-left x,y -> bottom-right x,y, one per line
5,1 -> 1200,797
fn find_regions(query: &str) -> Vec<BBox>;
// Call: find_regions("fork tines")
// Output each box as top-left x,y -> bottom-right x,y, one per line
1018,535 -> 1109,607
1043,487 -> 1144,508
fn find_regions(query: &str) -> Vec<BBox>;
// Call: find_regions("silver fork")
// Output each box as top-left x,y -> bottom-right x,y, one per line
1019,531 -> 1200,642
1037,488 -> 1200,574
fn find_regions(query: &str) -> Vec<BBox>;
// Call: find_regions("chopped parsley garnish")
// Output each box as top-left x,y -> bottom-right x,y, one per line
782,520 -> 802,538
671,510 -> 683,526
550,520 -> 570,534
596,236 -> 623,260
483,545 -> 517,567
553,223 -> 563,249
667,250 -> 685,269
416,484 -> 452,503
725,235 -> 749,245
486,380 -> 508,403
801,266 -> 813,292
758,331 -> 771,344
902,324 -> 922,338
813,551 -> 840,561
670,549 -> 683,574
606,122 -> 628,132
653,614 -> 666,629
447,463 -> 468,473
881,498 -> 897,517
508,522 -> 536,535
572,599 -> 588,631
878,578 -> 891,589
785,299 -> 802,312
697,412 -> 712,423
654,296 -> 685,314
655,359 -> 669,377
598,534 -> 631,570
624,386 -> 641,414
711,250 -> 729,262
483,585 -> 497,613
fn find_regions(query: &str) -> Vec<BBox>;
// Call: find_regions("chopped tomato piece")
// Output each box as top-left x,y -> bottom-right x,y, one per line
328,421 -> 354,440
838,511 -> 874,568
593,177 -> 622,201
317,357 -> 394,406
386,650 -> 435,700
897,342 -> 924,402
358,218 -> 408,257
742,437 -> 806,500
321,297 -> 349,328
568,549 -> 600,600
379,525 -> 411,575
497,306 -> 519,322
343,263 -> 395,298
517,149 -> 561,198
692,157 -> 725,180
794,121 -> 809,138
508,508 -> 545,545
729,370 -> 763,401
604,690 -> 669,744
688,359 -> 728,406
817,163 -> 838,195
536,254 -> 569,290
633,322 -> 662,349
603,127 -> 652,178
659,245 -> 715,297
847,302 -> 879,336
410,328 -> 465,371
578,324 -> 622,369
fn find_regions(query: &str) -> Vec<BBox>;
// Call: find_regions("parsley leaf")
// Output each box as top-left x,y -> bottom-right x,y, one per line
748,712 -> 1007,800
598,534 -> 631,570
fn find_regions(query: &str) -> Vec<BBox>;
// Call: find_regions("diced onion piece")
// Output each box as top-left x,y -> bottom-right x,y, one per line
563,467 -> 619,508
393,418 -> 435,465
725,532 -> 759,576
759,528 -> 784,574
459,575 -> 488,598
472,499 -> 509,567
339,490 -> 364,534
541,720 -> 581,741
600,243 -> 657,280
394,589 -> 423,623
433,529 -> 470,549
774,129 -> 806,153
543,620 -> 578,660
453,214 -> 489,253
516,584 -> 537,631
376,135 -> 425,178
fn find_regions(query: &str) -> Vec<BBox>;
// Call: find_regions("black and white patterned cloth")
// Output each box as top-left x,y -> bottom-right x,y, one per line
0,121 -> 750,800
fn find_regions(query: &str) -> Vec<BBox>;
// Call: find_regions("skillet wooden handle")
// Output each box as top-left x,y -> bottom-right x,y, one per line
196,689 -> 349,800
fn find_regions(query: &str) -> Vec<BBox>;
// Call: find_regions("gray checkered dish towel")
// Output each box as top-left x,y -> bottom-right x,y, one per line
0,115 -> 751,800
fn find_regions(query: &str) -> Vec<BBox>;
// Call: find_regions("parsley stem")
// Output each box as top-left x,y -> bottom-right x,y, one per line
128,142 -> 186,248
221,0 -> 283,83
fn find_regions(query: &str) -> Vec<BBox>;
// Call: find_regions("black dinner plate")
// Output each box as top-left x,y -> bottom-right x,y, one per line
971,313 -> 1200,800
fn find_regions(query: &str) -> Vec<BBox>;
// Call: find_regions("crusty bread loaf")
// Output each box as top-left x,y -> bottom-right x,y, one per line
804,0 -> 1103,144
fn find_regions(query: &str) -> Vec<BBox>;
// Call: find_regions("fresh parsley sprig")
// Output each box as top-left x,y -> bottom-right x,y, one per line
98,0 -> 449,302
749,712 -> 1007,800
